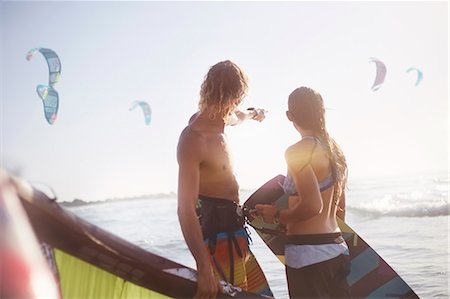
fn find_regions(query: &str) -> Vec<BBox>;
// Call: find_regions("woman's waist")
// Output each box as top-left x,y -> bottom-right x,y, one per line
287,218 -> 340,235
285,232 -> 345,245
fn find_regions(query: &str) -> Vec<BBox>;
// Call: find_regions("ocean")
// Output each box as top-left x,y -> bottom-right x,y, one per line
67,172 -> 449,298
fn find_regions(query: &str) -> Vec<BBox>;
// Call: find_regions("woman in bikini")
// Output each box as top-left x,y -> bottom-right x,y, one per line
256,86 -> 350,298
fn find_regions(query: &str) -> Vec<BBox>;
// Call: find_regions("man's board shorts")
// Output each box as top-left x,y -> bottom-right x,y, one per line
197,195 -> 273,297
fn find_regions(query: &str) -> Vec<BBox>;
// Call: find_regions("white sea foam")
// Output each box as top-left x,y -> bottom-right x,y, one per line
347,173 -> 449,217
348,200 -> 449,217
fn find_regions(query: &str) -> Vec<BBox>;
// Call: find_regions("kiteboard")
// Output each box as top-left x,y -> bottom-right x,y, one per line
244,175 -> 419,299
9,175 -> 270,299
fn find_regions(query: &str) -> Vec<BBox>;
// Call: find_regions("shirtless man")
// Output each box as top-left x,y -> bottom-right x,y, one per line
177,60 -> 271,299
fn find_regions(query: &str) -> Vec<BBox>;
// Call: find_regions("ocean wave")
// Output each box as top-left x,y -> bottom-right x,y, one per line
347,179 -> 449,218
347,201 -> 450,217
61,194 -> 176,207
433,176 -> 449,183
348,173 -> 448,191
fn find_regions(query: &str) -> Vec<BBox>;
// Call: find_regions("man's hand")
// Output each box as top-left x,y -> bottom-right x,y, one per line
247,108 -> 266,122
227,108 -> 267,126
195,266 -> 220,299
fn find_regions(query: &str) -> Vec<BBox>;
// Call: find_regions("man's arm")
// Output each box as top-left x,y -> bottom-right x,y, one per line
226,108 -> 266,126
177,131 -> 218,299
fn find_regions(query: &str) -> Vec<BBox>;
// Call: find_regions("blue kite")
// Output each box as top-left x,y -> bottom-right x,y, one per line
26,48 -> 61,87
36,85 -> 59,125
27,48 -> 61,125
406,67 -> 423,87
130,101 -> 152,125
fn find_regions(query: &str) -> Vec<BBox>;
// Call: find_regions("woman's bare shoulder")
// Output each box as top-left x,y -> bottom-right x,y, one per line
285,139 -> 317,158
285,139 -> 318,170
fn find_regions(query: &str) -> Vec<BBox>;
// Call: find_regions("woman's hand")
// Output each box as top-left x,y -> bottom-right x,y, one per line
255,204 -> 279,224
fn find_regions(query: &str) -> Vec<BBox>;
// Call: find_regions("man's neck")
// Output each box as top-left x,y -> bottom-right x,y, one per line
196,111 -> 226,133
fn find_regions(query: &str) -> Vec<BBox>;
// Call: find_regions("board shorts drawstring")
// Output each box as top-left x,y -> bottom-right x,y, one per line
208,230 -> 245,285
244,226 -> 253,246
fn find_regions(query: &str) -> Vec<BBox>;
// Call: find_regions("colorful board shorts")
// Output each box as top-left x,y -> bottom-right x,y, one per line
204,228 -> 273,297
197,195 -> 273,297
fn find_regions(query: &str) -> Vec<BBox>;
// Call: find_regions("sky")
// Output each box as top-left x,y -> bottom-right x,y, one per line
1,1 -> 448,202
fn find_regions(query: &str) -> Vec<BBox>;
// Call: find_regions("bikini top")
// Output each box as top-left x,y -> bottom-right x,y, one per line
282,136 -> 334,196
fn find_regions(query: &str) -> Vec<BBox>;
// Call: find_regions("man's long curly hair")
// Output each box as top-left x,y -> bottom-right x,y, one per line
288,87 -> 348,203
199,60 -> 248,120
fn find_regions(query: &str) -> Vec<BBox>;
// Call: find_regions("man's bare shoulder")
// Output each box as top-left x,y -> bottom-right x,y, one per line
179,125 -> 205,145
177,126 -> 206,161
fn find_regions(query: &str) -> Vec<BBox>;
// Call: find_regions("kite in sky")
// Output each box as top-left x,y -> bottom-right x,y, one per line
129,101 -> 152,125
406,67 -> 423,87
26,48 -> 61,87
369,57 -> 387,92
26,48 -> 61,124
36,85 -> 59,125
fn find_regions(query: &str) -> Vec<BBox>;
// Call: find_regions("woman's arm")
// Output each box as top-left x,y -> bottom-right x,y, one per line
256,142 -> 323,224
279,165 -> 323,223
336,190 -> 346,221
283,143 -> 323,222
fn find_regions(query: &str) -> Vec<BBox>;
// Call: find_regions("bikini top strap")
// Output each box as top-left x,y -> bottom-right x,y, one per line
296,137 -> 318,174
301,136 -> 317,141
302,135 -> 322,145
